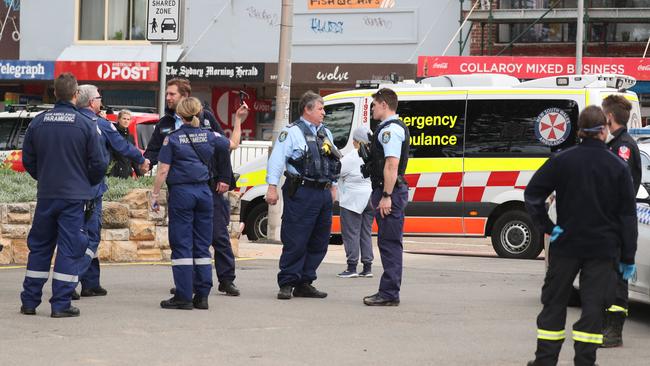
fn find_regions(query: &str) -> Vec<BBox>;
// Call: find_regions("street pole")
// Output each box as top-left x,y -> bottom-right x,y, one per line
158,43 -> 168,116
267,0 -> 294,242
576,0 -> 584,75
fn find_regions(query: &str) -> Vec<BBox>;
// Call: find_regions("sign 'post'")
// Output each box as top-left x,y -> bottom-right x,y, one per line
147,0 -> 182,116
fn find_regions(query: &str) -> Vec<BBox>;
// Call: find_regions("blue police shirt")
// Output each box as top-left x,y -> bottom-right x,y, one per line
22,101 -> 107,200
79,108 -> 146,197
266,117 -> 335,186
158,124 -> 230,186
377,114 -> 405,158
174,114 -> 183,130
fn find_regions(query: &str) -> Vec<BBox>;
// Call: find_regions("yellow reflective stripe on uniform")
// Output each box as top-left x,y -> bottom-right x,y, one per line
607,305 -> 628,315
85,248 -> 95,258
572,330 -> 603,344
237,169 -> 267,188
537,329 -> 566,341
171,258 -> 193,266
52,272 -> 79,283
25,270 -> 49,279
194,258 -> 212,265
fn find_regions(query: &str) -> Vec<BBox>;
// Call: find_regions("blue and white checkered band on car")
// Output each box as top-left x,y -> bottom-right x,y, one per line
637,204 -> 650,225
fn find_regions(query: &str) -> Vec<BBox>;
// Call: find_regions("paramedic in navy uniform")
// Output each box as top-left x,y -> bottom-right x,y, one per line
266,91 -> 341,300
20,72 -> 107,318
363,87 -> 410,306
151,97 -> 231,310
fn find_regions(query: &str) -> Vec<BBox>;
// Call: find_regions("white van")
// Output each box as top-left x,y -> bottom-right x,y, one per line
235,74 -> 642,259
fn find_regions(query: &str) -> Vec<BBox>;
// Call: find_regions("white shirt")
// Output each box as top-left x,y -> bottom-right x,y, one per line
338,149 -> 372,214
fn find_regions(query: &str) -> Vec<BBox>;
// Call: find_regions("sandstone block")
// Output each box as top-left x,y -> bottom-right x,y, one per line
0,238 -> 12,264
130,209 -> 148,219
102,202 -> 130,229
7,203 -> 29,213
111,241 -> 138,262
120,189 -> 149,209
155,227 -> 169,249
230,237 -> 239,258
12,239 -> 28,264
0,204 -> 6,224
149,206 -> 166,222
161,249 -> 172,261
102,228 -> 130,241
130,220 -> 155,241
136,240 -> 157,249
98,241 -> 112,261
137,248 -> 162,261
1,224 -> 29,239
7,212 -> 31,224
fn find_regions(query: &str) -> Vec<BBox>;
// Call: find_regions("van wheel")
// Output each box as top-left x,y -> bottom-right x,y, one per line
491,210 -> 542,259
245,203 -> 268,241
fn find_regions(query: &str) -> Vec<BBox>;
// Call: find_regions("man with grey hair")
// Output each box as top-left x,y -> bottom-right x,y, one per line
75,84 -> 150,298
266,90 -> 341,300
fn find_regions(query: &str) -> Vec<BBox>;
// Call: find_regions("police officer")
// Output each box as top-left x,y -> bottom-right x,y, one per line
266,91 -> 341,300
145,78 -> 248,296
74,84 -> 150,299
151,97 -> 231,310
525,106 -> 637,366
601,94 -> 641,348
360,88 -> 409,306
20,73 -> 107,318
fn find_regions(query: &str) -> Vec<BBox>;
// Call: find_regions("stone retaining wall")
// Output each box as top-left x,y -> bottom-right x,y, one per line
0,189 -> 243,265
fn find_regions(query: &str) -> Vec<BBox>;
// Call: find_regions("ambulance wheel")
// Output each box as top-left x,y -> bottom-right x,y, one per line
491,211 -> 542,259
245,203 -> 268,241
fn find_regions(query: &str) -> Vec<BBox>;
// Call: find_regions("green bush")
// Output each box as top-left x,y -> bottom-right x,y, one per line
0,169 -> 157,203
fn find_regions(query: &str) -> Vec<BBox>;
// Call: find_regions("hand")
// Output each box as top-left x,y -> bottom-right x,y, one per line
619,263 -> 637,280
216,182 -> 229,194
97,110 -> 107,119
150,193 -> 160,212
235,102 -> 249,122
265,185 -> 278,205
549,225 -> 564,243
139,158 -> 151,174
378,196 -> 392,218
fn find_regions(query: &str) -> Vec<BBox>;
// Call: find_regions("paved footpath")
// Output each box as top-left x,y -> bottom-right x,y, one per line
1,242 -> 649,366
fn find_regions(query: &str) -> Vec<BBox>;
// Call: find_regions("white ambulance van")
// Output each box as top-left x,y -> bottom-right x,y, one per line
235,74 -> 642,259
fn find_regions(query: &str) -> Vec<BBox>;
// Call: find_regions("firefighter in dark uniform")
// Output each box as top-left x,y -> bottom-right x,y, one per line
359,88 -> 409,306
150,97 -> 231,310
20,73 -> 107,318
601,94 -> 641,348
525,105 -> 637,366
266,91 -> 341,300
145,78 -> 248,297
75,84 -> 150,299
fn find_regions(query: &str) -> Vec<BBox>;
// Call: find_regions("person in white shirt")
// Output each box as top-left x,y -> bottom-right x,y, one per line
337,126 -> 374,278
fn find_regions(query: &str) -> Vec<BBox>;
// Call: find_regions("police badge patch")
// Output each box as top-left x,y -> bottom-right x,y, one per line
279,131 -> 288,142
382,131 -> 391,143
163,137 -> 169,146
618,146 -> 631,161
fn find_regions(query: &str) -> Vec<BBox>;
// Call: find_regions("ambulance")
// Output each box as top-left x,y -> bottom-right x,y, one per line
235,73 -> 642,259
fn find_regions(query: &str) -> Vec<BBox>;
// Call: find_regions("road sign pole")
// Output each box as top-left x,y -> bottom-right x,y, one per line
158,42 -> 168,116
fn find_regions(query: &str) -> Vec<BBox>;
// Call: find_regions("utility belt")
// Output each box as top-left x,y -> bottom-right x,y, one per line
371,175 -> 407,191
284,172 -> 331,198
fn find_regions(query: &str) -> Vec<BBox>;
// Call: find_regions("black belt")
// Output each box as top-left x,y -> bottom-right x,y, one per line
300,179 -> 331,190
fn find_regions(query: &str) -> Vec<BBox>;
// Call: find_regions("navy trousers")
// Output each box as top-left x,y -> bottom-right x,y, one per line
21,199 -> 89,312
212,193 -> 236,283
278,184 -> 332,287
371,184 -> 408,300
168,183 -> 214,302
80,197 -> 102,290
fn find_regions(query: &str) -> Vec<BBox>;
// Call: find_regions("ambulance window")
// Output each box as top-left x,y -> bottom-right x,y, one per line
324,103 -> 354,149
465,99 -> 579,156
397,100 -> 465,158
0,119 -> 20,150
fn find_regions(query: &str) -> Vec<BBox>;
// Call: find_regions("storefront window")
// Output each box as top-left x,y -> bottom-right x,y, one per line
590,0 -> 650,7
499,0 -> 577,8
499,23 -> 576,43
79,0 -> 146,41
590,23 -> 650,42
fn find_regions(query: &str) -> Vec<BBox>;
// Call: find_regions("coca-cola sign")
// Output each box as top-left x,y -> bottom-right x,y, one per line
54,61 -> 159,82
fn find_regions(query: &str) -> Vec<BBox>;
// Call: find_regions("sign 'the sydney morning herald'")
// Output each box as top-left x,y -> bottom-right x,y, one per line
165,63 -> 264,82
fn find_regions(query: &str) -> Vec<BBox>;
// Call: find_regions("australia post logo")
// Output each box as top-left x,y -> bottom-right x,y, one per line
97,63 -> 152,81
535,108 -> 571,146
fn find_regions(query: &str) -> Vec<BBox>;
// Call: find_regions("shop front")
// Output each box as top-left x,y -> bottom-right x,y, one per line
0,60 -> 55,109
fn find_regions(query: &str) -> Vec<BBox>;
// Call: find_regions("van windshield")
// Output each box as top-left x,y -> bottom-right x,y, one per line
0,118 -> 29,150
324,103 -> 354,149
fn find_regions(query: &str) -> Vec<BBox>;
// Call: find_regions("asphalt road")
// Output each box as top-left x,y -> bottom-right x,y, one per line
1,244 -> 649,366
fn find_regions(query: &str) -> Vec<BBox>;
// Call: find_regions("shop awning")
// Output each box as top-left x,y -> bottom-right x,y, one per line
57,45 -> 183,62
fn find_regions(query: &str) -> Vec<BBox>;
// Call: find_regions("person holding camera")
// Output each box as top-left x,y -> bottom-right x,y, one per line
337,126 -> 374,278
150,97 -> 231,310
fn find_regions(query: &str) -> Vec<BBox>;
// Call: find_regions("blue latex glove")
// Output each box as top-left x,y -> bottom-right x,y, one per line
549,225 -> 564,243
619,263 -> 637,281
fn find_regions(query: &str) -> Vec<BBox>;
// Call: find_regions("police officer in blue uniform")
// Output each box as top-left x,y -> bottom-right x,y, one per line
359,88 -> 409,306
525,106 -> 637,366
145,78 -> 247,296
74,84 -> 150,298
151,97 -> 231,310
266,91 -> 341,300
20,73 -> 107,318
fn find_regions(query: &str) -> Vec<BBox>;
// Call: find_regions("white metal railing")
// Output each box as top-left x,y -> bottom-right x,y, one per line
231,140 -> 272,170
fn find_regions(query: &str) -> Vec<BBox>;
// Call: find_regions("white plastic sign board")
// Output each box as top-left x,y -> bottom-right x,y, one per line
146,0 -> 181,42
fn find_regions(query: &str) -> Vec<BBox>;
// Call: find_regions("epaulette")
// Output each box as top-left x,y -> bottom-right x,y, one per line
168,128 -> 183,135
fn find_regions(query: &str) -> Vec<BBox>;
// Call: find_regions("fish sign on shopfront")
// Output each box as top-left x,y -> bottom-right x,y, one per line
147,0 -> 181,42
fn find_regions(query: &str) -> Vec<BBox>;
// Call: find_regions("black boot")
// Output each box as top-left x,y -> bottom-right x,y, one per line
277,285 -> 293,300
218,281 -> 241,296
192,295 -> 209,310
51,306 -> 80,318
160,296 -> 193,310
601,311 -> 625,348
